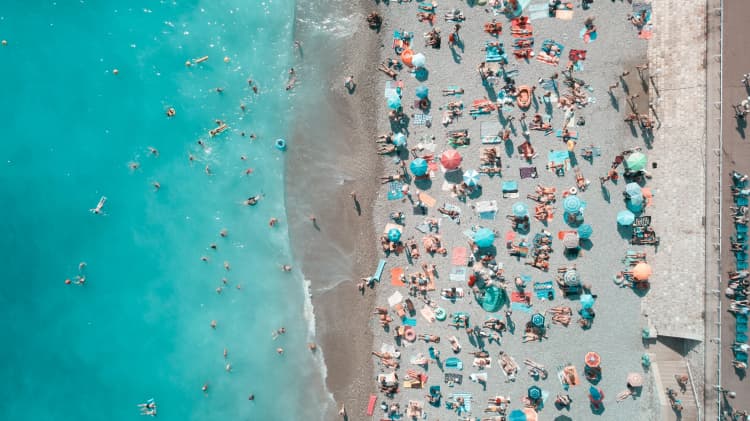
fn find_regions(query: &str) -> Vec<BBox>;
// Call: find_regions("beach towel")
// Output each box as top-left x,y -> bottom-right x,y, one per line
388,181 -> 404,200
403,317 -> 417,326
366,395 -> 377,416
445,85 -> 463,96
388,291 -> 404,307
520,167 -> 538,179
412,113 -> 433,126
384,80 -> 404,98
450,266 -> 467,282
451,393 -> 473,412
444,373 -> 463,384
469,372 -> 488,383
511,291 -> 532,303
370,259 -> 387,283
418,192 -> 437,208
451,247 -> 468,265
420,306 -> 435,323
502,180 -> 519,198
558,365 -> 580,387
511,302 -> 532,313
534,280 -> 555,300
638,25 -> 654,40
480,121 -> 502,144
441,287 -> 464,301
555,9 -> 573,20
475,200 -> 498,220
555,129 -> 578,139
391,267 -> 406,286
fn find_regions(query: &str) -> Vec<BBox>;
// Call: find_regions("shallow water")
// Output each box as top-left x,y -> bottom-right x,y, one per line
0,1 -> 332,419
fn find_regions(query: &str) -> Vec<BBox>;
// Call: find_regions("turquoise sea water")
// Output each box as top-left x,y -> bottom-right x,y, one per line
0,1 -> 331,419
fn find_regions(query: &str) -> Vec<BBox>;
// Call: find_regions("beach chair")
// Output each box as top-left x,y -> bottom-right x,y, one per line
737,333 -> 749,343
534,280 -> 555,300
735,352 -> 749,363
368,259 -> 387,284
737,196 -> 749,207
737,322 -> 748,334
541,39 -> 565,56
738,314 -> 748,324
737,252 -> 748,262
738,224 -> 748,234
738,261 -> 749,271
502,180 -> 519,198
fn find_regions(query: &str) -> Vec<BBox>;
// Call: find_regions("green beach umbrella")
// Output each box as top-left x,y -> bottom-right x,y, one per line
578,224 -> 593,239
387,228 -> 401,242
415,85 -> 429,99
473,228 -> 495,248
410,158 -> 429,176
512,202 -> 529,217
563,195 -> 582,213
625,152 -> 647,171
617,210 -> 636,225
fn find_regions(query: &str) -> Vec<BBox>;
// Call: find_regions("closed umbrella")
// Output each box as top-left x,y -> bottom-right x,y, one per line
531,313 -> 545,328
463,169 -> 480,186
627,372 -> 643,388
562,232 -> 580,249
440,149 -> 463,170
387,228 -> 402,242
508,409 -> 527,421
585,351 -> 601,368
512,202 -> 529,217
617,210 -> 635,225
473,228 -> 495,248
412,52 -> 426,68
527,386 -> 542,400
578,224 -> 593,239
392,132 -> 407,147
580,293 -> 595,309
563,195 -> 582,213
387,94 -> 401,110
410,158 -> 429,176
415,85 -> 429,99
633,262 -> 652,281
625,152 -> 647,171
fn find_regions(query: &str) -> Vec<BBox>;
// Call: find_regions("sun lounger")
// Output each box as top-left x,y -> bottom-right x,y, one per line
503,180 -> 520,198
737,196 -> 749,207
418,192 -> 437,208
445,357 -> 463,370
369,259 -> 387,284
738,333 -> 749,343
475,200 -> 498,220
534,280 -> 555,299
738,261 -> 749,271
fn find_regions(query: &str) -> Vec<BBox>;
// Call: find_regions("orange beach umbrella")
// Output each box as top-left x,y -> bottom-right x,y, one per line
401,49 -> 414,67
584,351 -> 601,368
633,262 -> 652,281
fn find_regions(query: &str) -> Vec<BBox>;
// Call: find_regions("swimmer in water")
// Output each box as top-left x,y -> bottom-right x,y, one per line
210,320 -> 217,329
202,383 -> 209,392
152,181 -> 160,191
220,228 -> 228,237
210,243 -> 217,250
148,146 -> 159,156
128,162 -> 140,171
225,363 -> 232,372
244,195 -> 262,206
223,261 -> 230,271
223,348 -> 228,359
166,107 -> 176,117
79,262 -> 87,272
205,165 -> 211,175
90,196 -> 107,214
269,218 -> 278,227
245,168 -> 254,175
281,264 -> 292,272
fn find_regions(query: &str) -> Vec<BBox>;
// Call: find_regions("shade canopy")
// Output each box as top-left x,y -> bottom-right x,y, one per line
562,232 -> 580,249
580,293 -> 595,309
440,149 -> 463,170
563,195 -> 582,213
392,132 -> 407,147
617,210 -> 636,225
527,385 -> 542,400
633,262 -> 652,281
463,169 -> 480,186
412,52 -> 426,68
473,228 -> 495,248
415,85 -> 429,99
410,158 -> 429,176
577,224 -> 593,239
625,152 -> 647,171
512,202 -> 529,217
387,94 -> 401,110
531,313 -> 545,328
585,351 -> 601,368
387,228 -> 402,242
508,409 -> 527,421
627,372 -> 643,388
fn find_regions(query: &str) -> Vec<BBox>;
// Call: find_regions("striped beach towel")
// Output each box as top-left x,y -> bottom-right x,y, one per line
451,393 -> 473,412
413,113 -> 432,126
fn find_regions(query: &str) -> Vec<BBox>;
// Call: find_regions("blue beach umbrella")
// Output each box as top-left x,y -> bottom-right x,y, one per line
410,158 -> 429,176
625,182 -> 643,199
415,85 -> 429,99
463,169 -> 480,186
531,313 -> 545,328
617,210 -> 636,225
527,385 -> 542,400
508,409 -> 527,421
580,293 -> 595,309
392,132 -> 407,147
589,386 -> 603,402
563,195 -> 582,214
387,94 -> 401,110
387,228 -> 401,242
473,228 -> 495,248
578,224 -> 593,239
412,52 -> 426,68
512,202 -> 529,217
626,196 -> 644,213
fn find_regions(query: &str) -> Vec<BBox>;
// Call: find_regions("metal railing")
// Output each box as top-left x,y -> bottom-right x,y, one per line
715,0 -> 724,419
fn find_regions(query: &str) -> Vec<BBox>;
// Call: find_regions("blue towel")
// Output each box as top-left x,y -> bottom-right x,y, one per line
403,317 -> 417,326
387,182 -> 404,200
511,302 -> 533,313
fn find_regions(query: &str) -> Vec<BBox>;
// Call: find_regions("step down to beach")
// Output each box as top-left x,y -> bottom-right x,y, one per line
652,359 -> 699,421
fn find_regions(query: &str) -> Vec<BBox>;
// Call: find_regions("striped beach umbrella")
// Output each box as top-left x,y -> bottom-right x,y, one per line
463,169 -> 480,186
531,313 -> 545,328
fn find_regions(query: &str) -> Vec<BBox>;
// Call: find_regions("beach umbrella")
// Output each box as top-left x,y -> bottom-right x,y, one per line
627,372 -> 644,388
625,152 -> 647,171
589,386 -> 604,403
508,409 -> 527,421
473,228 -> 495,248
387,94 -> 401,110
580,293 -> 595,309
512,202 -> 529,217
531,313 -> 545,328
440,149 -> 463,170
625,182 -> 643,199
392,132 -> 407,147
577,224 -> 593,239
463,169 -> 480,186
563,195 -> 582,214
617,210 -> 635,225
410,158 -> 429,176
562,232 -> 580,249
412,52 -> 426,68
401,49 -> 414,66
527,385 -> 542,400
564,269 -> 580,286
585,351 -> 601,368
633,262 -> 652,281
415,85 -> 429,99
387,228 -> 401,242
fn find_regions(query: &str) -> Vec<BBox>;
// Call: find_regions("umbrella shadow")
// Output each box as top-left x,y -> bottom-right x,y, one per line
415,68 -> 429,82
627,121 -> 638,137
617,224 -> 633,239
563,248 -> 581,260
736,116 -> 747,139
450,45 -> 462,64
444,169 -> 464,184
467,186 -> 483,200
620,76 -> 630,95
600,184 -> 611,203
415,178 -> 433,191
568,152 -> 579,167
504,139 -> 515,157
544,98 -> 554,115
580,239 -> 593,250
608,91 -> 619,111
590,403 -> 606,415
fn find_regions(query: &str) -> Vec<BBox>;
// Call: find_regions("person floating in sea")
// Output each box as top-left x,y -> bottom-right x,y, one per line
138,398 -> 157,416
244,195 -> 262,206
90,196 -> 107,215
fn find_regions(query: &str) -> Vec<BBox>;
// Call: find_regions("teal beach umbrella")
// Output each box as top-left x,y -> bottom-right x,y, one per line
625,152 -> 647,171
578,224 -> 593,239
412,52 -> 426,68
473,228 -> 495,248
463,169 -> 480,186
563,195 -> 582,213
527,385 -> 542,400
617,210 -> 635,225
410,158 -> 429,176
580,293 -> 595,309
625,182 -> 643,199
387,228 -> 401,242
512,202 -> 529,217
415,85 -> 429,99
392,132 -> 407,147
531,313 -> 545,328
387,94 -> 401,110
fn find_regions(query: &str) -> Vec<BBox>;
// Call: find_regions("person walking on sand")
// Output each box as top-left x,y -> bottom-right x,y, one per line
344,75 -> 355,91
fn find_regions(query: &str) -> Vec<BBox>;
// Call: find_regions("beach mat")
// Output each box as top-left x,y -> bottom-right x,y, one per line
555,10 -> 573,20
451,247 -> 468,265
367,395 -> 377,416
388,181 -> 404,200
388,291 -> 404,307
520,167 -> 538,179
511,302 -> 533,313
404,317 -> 417,326
511,291 -> 532,303
391,267 -> 406,286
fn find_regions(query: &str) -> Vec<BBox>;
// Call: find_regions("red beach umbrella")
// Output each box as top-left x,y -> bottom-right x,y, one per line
585,351 -> 601,368
440,150 -> 463,170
